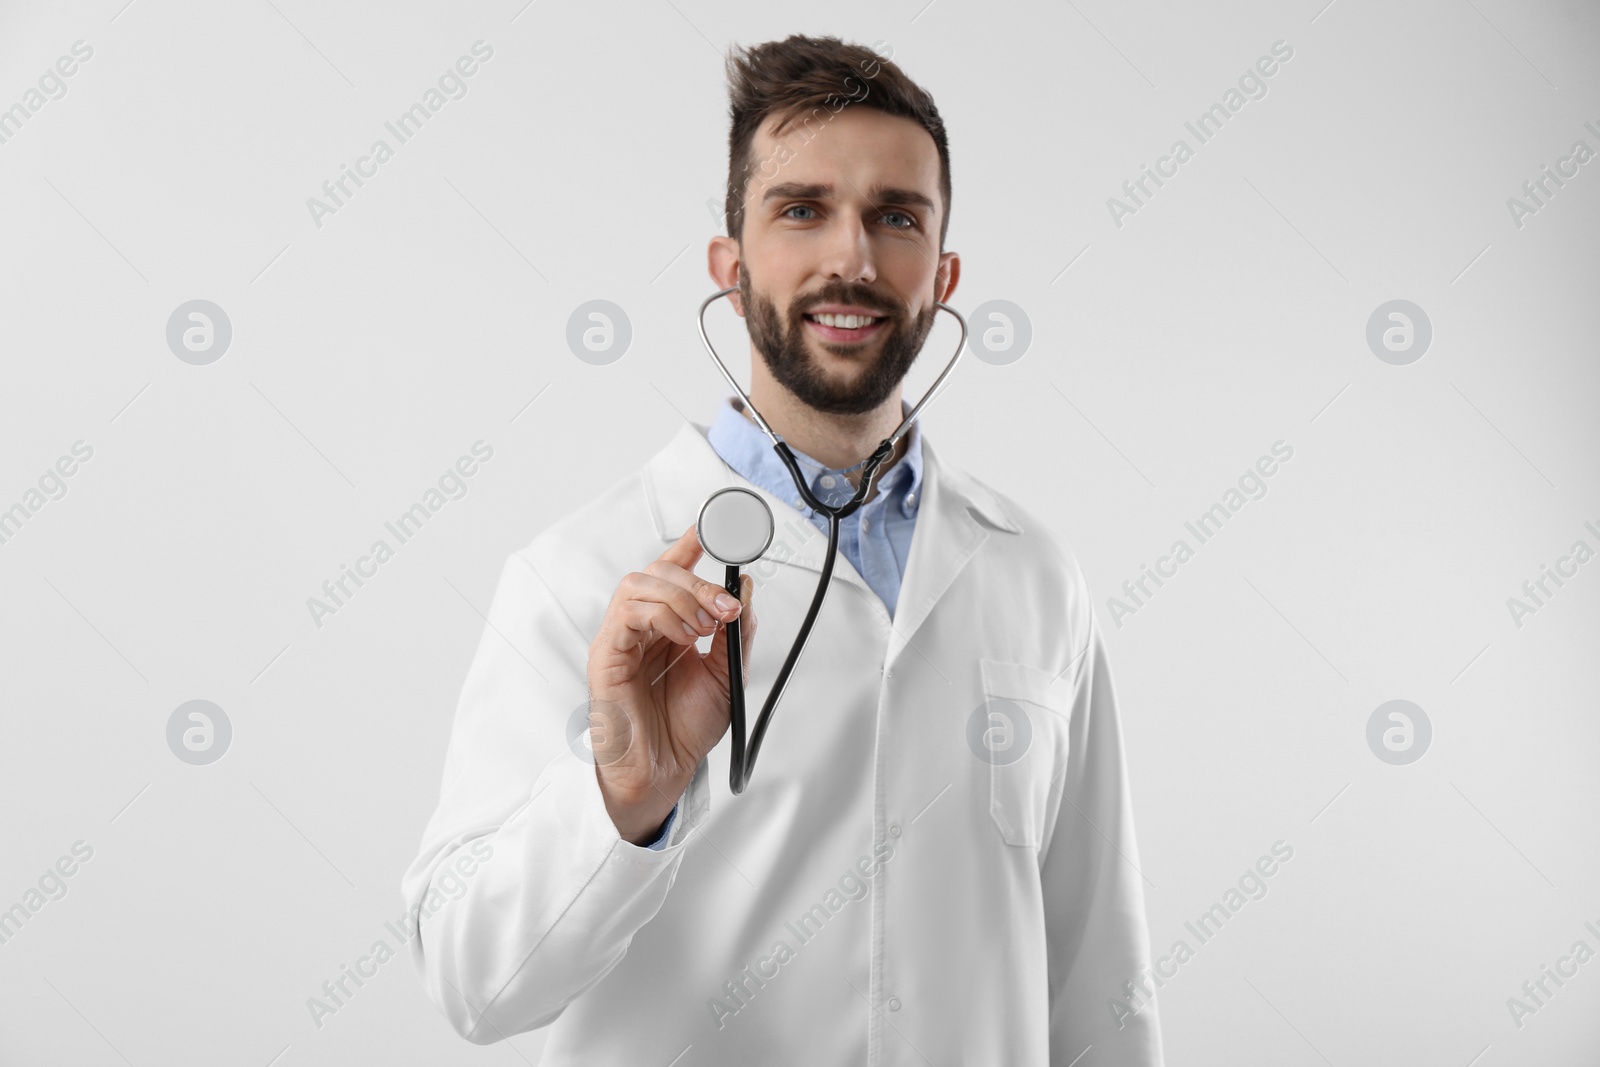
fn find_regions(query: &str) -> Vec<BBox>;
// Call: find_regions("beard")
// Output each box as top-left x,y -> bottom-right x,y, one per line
739,260 -> 938,417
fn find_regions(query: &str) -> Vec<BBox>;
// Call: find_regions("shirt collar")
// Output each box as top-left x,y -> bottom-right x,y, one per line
705,395 -> 925,518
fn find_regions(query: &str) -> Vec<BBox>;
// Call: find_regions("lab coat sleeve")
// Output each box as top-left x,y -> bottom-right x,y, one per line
1042,590 -> 1165,1065
399,549 -> 712,1045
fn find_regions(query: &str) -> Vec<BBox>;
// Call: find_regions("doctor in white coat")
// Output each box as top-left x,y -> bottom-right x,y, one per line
401,34 -> 1164,1066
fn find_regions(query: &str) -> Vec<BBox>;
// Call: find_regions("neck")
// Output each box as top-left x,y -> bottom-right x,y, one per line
741,360 -> 908,497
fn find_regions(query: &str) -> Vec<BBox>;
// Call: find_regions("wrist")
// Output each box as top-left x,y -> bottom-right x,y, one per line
597,765 -> 687,844
622,810 -> 671,847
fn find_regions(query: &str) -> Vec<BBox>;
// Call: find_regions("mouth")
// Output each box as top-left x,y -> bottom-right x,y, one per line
803,312 -> 889,345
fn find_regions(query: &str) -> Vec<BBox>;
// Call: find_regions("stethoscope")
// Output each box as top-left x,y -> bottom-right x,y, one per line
693,284 -> 969,794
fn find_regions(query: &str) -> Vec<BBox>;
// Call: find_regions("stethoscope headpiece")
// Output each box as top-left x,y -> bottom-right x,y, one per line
696,486 -> 774,567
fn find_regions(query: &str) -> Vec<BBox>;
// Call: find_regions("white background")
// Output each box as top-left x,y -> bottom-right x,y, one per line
1,0 -> 1596,1064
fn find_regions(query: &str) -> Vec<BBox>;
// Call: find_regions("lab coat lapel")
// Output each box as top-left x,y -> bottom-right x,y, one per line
882,431 -> 1021,671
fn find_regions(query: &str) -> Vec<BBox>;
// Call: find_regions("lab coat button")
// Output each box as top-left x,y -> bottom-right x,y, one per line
888,823 -> 901,837
888,997 -> 902,1011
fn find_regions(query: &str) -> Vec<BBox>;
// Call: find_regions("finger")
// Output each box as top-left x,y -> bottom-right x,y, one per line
621,570 -> 734,639
657,523 -> 705,572
651,524 -> 742,620
643,557 -> 744,624
602,596 -> 705,654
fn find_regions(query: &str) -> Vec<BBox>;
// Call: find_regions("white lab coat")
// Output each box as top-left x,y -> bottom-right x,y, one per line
400,417 -> 1164,1065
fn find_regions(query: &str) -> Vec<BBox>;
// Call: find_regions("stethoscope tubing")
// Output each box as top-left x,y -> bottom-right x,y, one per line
722,506 -> 844,795
698,285 -> 968,795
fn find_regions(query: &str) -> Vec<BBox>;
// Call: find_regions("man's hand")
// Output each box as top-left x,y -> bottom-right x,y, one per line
585,523 -> 757,844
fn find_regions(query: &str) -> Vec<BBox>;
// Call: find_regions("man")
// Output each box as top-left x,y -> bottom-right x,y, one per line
401,34 -> 1164,1065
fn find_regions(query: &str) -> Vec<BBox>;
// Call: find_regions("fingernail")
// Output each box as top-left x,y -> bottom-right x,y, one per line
715,593 -> 738,614
696,608 -> 713,628
682,621 -> 698,637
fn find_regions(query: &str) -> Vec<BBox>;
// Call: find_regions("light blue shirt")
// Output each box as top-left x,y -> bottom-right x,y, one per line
642,395 -> 926,849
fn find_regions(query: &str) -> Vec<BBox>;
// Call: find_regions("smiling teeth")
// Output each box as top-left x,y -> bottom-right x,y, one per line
810,313 -> 880,329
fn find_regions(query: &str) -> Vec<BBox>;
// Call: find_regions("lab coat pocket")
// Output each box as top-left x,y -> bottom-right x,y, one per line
977,657 -> 1070,849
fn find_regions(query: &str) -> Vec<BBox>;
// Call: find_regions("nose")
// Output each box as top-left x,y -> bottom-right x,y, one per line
817,212 -> 876,287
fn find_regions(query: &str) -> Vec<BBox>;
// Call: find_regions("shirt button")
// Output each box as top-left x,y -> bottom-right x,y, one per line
820,474 -> 837,489
888,823 -> 901,837
888,997 -> 902,1012
792,498 -> 802,508
904,492 -> 917,509
861,518 -> 870,533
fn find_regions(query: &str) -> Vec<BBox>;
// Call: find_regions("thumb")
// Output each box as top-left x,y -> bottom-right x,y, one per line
660,523 -> 704,570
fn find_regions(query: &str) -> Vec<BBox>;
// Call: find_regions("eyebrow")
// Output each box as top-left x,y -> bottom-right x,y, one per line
761,181 -> 936,214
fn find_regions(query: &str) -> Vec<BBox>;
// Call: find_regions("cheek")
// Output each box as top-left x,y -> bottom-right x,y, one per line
879,253 -> 935,296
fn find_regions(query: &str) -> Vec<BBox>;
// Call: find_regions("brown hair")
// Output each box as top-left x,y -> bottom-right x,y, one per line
723,34 -> 952,251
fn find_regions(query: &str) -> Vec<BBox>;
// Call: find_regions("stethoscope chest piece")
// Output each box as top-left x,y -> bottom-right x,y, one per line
696,487 -> 774,566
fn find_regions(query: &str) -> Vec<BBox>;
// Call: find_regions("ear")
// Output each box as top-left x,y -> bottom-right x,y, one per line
708,237 -> 745,317
934,251 -> 961,305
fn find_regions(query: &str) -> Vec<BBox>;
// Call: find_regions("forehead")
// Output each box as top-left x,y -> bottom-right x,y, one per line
746,106 -> 940,211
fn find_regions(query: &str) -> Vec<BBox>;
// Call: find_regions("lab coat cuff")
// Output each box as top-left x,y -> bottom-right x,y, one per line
545,749 -> 708,866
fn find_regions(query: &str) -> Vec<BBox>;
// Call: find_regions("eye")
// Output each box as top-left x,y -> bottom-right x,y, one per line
783,204 -> 818,221
879,211 -> 917,230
